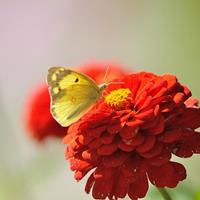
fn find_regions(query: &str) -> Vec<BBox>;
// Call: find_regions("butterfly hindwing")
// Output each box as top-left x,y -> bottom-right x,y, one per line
47,67 -> 101,127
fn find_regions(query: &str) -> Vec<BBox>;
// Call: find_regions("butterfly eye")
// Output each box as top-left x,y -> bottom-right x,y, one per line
75,78 -> 79,83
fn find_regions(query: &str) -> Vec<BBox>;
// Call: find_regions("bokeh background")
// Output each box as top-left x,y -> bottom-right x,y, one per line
0,0 -> 200,199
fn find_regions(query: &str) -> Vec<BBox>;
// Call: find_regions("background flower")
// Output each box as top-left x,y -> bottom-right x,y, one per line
79,61 -> 127,84
64,72 -> 200,200
25,84 -> 66,141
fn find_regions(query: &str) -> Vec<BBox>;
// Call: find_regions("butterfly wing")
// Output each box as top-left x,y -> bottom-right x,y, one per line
47,67 -> 100,127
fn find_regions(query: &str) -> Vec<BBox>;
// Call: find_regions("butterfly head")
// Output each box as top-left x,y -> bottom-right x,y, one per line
98,83 -> 108,93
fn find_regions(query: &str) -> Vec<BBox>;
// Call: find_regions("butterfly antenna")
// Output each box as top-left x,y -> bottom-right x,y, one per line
103,66 -> 110,84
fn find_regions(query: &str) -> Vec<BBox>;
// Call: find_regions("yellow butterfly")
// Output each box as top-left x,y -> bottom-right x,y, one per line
47,67 -> 107,127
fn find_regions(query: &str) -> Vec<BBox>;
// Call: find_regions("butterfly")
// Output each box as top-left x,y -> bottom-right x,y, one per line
47,67 -> 107,127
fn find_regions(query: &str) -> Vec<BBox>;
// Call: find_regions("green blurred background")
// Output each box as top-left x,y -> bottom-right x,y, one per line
0,0 -> 200,199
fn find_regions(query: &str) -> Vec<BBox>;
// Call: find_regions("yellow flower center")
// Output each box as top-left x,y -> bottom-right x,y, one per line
105,88 -> 132,108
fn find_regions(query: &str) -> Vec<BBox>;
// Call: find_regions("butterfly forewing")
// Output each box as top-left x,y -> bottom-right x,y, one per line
47,67 -> 101,127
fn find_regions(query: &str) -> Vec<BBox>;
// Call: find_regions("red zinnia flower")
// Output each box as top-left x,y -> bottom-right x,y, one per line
63,72 -> 200,200
25,62 -> 127,142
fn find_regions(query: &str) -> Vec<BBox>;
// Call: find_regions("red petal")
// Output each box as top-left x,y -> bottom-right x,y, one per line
62,132 -> 77,145
65,146 -> 74,159
173,92 -> 186,104
113,173 -> 130,198
141,115 -> 161,130
171,108 -> 200,129
121,157 -> 146,181
183,85 -> 191,97
85,173 -> 95,194
107,122 -> 122,134
120,126 -> 138,140
118,141 -> 137,152
78,134 -> 93,145
161,101 -> 176,112
148,162 -> 174,187
158,128 -> 182,143
174,133 -> 200,158
148,79 -> 167,97
128,174 -> 149,199
147,161 -> 186,188
144,95 -> 171,112
124,76 -> 141,98
68,140 -> 83,151
154,104 -> 160,116
92,179 -> 114,199
88,125 -> 107,137
75,170 -> 88,181
88,138 -> 102,149
136,135 -> 156,153
153,87 -> 168,99
126,119 -> 144,127
103,151 -> 129,168
147,149 -> 172,166
185,97 -> 199,107
97,143 -> 118,155
123,133 -> 144,147
135,91 -> 148,110
135,109 -> 154,121
140,142 -> 163,158
100,133 -> 115,144
162,74 -> 177,91
93,167 -> 114,180
172,162 -> 187,183
82,149 -> 99,162
146,115 -> 165,135
138,96 -> 152,110
70,157 -> 90,171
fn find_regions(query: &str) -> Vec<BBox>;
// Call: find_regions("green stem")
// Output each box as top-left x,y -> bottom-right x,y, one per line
157,187 -> 172,200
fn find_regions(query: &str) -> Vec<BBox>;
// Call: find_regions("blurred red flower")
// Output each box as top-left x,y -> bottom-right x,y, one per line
25,84 -> 66,141
63,72 -> 200,200
25,62 -> 127,142
79,61 -> 127,84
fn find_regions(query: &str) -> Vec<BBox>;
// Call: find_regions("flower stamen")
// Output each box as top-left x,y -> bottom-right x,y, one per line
105,88 -> 132,109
